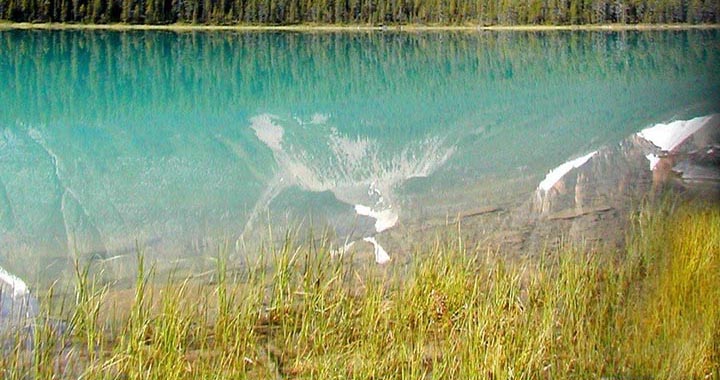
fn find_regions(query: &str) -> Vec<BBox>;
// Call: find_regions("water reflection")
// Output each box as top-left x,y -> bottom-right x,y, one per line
244,113 -> 456,261
0,30 -> 718,284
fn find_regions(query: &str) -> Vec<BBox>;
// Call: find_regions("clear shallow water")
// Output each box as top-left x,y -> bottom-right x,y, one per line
1,30 -> 719,284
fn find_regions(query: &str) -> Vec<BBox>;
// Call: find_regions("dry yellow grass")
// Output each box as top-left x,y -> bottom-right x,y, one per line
1,197 -> 717,379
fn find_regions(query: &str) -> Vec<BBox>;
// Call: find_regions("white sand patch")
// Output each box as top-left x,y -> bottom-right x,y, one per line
537,151 -> 597,193
637,116 -> 710,152
249,114 -> 284,151
363,237 -> 391,264
355,204 -> 399,232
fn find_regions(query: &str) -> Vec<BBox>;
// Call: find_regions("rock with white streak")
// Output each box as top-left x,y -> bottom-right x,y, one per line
0,266 -> 38,334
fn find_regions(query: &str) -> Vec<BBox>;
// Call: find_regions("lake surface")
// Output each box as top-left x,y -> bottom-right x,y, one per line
1,29 -> 719,285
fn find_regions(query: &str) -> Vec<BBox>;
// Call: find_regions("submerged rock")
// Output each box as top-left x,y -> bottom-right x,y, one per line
0,266 -> 38,343
524,114 -> 720,252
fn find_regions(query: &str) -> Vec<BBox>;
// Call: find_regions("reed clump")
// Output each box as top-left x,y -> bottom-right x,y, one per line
1,198 -> 717,379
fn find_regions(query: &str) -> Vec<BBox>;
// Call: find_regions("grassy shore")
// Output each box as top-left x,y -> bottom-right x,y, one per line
1,21 -> 720,32
1,197 -> 718,379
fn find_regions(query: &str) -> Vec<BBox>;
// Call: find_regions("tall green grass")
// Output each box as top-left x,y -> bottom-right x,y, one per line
1,199 -> 718,379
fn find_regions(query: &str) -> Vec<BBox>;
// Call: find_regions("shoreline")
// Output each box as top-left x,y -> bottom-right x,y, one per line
1,21 -> 719,33
1,198 -> 717,378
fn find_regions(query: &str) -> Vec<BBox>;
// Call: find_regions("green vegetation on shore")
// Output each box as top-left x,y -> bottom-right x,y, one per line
0,0 -> 718,27
3,21 -> 720,31
1,197 -> 718,379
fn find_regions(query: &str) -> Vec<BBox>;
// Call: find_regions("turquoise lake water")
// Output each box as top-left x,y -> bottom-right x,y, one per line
1,30 -> 719,282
